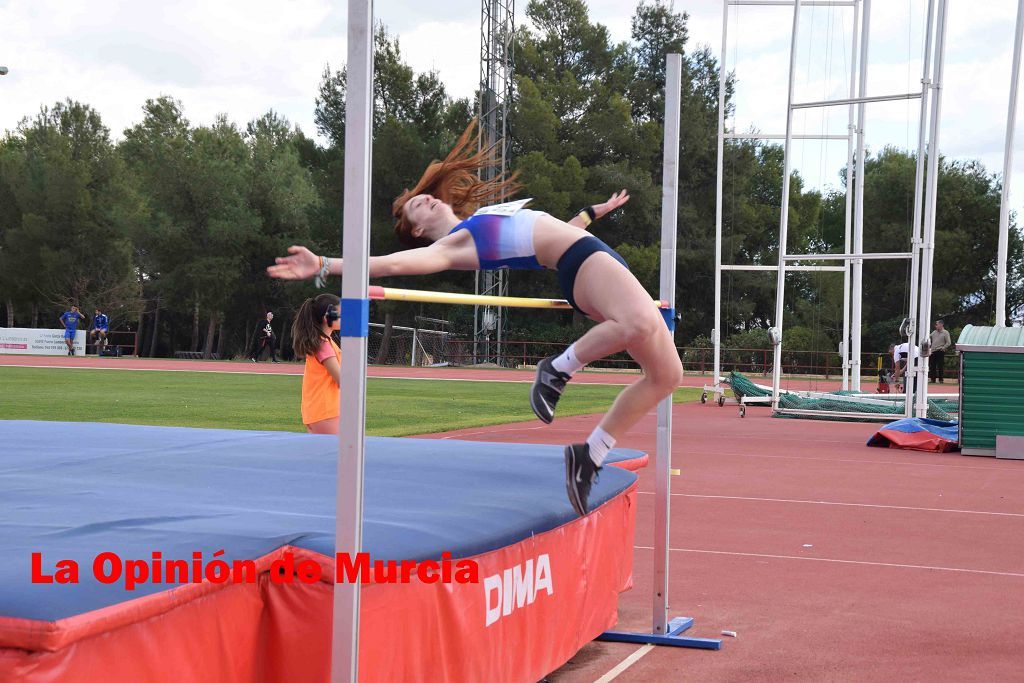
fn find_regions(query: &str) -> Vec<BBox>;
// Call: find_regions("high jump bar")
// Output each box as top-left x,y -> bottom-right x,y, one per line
368,285 -> 669,310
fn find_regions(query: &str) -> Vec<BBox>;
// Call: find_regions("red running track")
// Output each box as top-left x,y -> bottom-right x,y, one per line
4,355 -> 989,679
424,404 -> 1022,681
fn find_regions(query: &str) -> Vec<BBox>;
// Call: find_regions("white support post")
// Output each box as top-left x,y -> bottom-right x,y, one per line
916,0 -> 949,418
997,0 -> 1024,327
713,1 -> 728,391
904,0 -> 937,418
654,53 -> 682,636
842,0 -> 860,391
850,0 -> 871,392
411,328 -> 418,367
333,0 -> 373,681
771,0 -> 802,406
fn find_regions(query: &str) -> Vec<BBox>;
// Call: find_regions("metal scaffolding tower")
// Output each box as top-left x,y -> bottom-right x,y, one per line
474,0 -> 514,365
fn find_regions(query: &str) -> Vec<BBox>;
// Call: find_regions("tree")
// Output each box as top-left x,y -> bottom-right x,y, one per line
0,100 -> 143,330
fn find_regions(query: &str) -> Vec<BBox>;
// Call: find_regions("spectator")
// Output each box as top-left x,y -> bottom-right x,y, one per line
90,308 -> 110,353
58,305 -> 86,356
291,294 -> 341,434
929,319 -> 951,384
250,311 -> 279,363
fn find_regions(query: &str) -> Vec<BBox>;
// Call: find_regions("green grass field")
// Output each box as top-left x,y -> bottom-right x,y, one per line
0,367 -> 702,436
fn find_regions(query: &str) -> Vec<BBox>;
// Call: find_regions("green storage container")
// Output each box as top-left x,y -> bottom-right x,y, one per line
957,324 -> 1024,457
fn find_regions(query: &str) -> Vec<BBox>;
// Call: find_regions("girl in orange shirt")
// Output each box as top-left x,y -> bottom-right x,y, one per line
291,293 -> 341,434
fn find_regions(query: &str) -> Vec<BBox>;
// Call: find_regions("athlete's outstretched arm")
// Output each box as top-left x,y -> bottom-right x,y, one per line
267,243 -> 459,281
566,190 -> 631,230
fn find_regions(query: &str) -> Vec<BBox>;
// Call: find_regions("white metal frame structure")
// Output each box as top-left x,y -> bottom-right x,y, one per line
996,0 -> 1024,328
710,0 -> 950,421
709,0 -> 858,409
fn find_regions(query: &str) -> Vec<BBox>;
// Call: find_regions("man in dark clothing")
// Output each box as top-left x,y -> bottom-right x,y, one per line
929,319 -> 951,383
250,311 -> 279,362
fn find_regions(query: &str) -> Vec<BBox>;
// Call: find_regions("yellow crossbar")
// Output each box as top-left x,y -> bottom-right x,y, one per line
368,286 -> 668,310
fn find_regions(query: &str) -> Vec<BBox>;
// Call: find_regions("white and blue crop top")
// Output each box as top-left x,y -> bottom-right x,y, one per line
448,199 -> 546,270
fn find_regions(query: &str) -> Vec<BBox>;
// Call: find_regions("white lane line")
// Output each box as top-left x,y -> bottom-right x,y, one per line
636,492 -> 1024,518
593,645 -> 656,683
709,451 -> 1018,472
634,546 -> 1024,578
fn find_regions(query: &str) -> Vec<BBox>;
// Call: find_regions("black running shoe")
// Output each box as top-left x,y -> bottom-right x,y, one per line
531,355 -> 570,424
564,443 -> 600,517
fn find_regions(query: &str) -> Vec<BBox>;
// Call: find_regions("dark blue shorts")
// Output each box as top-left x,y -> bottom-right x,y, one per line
63,329 -> 75,340
556,236 -> 629,317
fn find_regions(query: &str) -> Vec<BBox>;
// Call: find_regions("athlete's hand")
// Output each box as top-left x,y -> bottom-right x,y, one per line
267,246 -> 320,280
594,190 -> 630,219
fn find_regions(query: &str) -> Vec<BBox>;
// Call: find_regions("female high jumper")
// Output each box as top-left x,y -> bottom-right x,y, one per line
267,123 -> 681,517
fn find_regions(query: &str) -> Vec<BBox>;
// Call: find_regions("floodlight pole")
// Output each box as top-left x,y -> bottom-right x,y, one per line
915,0 -> 949,418
903,0 -> 936,418
712,0 -> 728,393
841,1 -> 860,391
996,0 -> 1024,327
333,0 -> 374,681
849,0 -> 871,393
770,0 -> 802,405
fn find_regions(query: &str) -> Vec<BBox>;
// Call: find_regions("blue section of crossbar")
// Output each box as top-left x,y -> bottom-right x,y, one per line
597,616 -> 722,650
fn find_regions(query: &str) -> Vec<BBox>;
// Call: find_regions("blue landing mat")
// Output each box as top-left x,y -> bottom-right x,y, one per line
0,421 -> 639,621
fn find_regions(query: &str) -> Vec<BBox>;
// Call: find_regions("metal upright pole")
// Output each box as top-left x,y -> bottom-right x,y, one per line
333,0 -> 373,680
713,0 -> 729,392
841,0 -> 861,391
904,0 -> 937,417
997,0 -> 1024,328
771,0 -> 802,405
850,0 -> 871,392
654,53 -> 682,636
916,0 -> 949,418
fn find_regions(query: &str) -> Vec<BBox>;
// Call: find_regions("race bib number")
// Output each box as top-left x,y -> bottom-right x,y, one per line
473,198 -> 532,217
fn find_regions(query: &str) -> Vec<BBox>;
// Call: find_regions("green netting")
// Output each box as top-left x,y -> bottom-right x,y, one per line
727,372 -> 958,422
728,371 -> 771,399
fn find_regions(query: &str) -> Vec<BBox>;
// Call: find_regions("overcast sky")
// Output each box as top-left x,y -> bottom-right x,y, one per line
2,0 -> 1024,211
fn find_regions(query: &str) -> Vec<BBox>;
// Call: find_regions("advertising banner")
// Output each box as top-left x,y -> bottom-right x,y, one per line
0,328 -> 85,356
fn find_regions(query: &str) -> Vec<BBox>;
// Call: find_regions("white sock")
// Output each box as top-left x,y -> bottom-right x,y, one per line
586,426 -> 616,467
551,344 -> 585,376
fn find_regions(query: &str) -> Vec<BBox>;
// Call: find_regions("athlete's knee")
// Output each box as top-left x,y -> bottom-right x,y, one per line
622,314 -> 662,347
649,356 -> 683,391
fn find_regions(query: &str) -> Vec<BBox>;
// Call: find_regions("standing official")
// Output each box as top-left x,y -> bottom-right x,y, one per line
929,320 -> 951,384
250,311 -> 279,363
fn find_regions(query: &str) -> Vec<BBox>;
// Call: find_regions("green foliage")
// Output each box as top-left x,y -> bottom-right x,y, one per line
1,2 -> 1019,361
0,100 -> 143,326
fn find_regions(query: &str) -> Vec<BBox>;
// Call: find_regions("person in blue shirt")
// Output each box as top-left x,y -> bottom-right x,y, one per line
58,305 -> 86,355
90,308 -> 110,352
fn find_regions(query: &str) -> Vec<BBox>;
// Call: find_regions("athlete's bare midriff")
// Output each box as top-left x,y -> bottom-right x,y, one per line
530,214 -> 592,269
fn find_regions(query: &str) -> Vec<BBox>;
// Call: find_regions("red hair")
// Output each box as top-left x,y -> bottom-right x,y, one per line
392,120 -> 522,248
